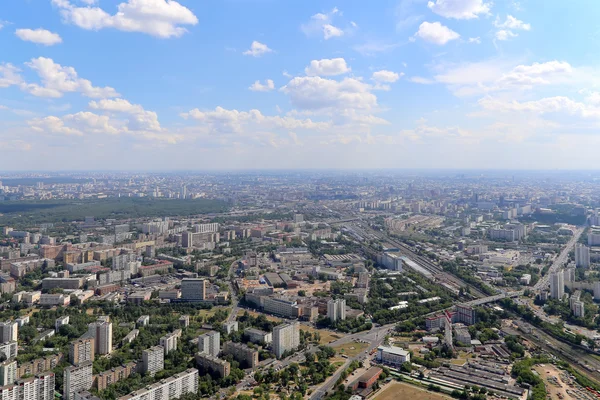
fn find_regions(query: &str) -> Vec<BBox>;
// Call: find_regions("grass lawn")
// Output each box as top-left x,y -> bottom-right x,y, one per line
299,324 -> 345,344
237,309 -> 282,323
373,382 -> 453,400
196,306 -> 229,320
332,342 -> 369,357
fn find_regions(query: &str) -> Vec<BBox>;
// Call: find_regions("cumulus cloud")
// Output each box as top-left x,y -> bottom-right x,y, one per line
301,7 -> 344,40
0,63 -> 23,88
372,70 -> 401,83
51,0 -> 198,38
478,96 -> 600,118
494,15 -> 530,40
305,58 -> 351,76
427,0 -> 491,19
23,57 -> 120,98
415,21 -> 460,45
15,28 -> 63,45
249,79 -> 275,92
281,76 -> 377,111
243,41 -> 272,57
468,37 -> 481,44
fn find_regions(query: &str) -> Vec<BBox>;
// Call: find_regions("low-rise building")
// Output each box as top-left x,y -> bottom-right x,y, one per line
376,345 -> 410,366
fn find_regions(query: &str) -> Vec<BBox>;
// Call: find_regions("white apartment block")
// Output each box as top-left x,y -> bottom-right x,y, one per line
272,323 -> 299,359
550,271 -> 565,300
0,372 -> 54,400
0,341 -> 17,359
63,361 -> 93,400
0,360 -> 17,386
55,316 -> 69,331
142,346 -> 164,377
327,299 -> 346,322
197,331 -> 220,357
0,322 -> 18,343
194,223 -> 219,233
117,368 -> 198,400
575,244 -> 591,268
159,331 -> 180,355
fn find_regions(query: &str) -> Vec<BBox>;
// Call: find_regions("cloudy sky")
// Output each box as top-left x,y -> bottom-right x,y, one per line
1,0 -> 600,170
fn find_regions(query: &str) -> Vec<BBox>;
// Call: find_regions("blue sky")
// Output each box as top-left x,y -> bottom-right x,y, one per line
1,0 -> 600,170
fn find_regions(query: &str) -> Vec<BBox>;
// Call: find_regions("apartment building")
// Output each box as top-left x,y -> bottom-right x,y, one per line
117,368 -> 198,400
223,342 -> 258,368
87,321 -> 112,355
195,354 -> 230,378
245,328 -> 272,344
70,338 -> 95,366
0,321 -> 18,343
197,331 -> 220,357
141,346 -> 164,377
63,361 -> 93,400
180,278 -> 206,301
272,323 -> 300,359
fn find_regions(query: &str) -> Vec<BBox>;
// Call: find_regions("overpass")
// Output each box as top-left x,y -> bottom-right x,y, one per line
463,291 -> 523,306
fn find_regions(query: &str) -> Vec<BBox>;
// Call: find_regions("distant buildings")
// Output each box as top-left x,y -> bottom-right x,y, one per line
327,299 -> 346,322
197,331 -> 220,357
272,323 -> 299,359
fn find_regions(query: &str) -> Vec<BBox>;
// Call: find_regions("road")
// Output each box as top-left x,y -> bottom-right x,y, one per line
226,259 -> 241,323
309,325 -> 392,400
534,227 -> 584,291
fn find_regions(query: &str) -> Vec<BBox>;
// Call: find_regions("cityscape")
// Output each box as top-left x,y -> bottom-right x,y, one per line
3,0 -> 600,400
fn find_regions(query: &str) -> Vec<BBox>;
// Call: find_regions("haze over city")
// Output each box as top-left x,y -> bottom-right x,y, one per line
1,0 -> 599,169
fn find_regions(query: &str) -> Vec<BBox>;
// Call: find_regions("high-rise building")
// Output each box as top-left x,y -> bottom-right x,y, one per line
550,271 -> 565,299
87,321 -> 112,355
181,231 -> 194,248
293,214 -> 304,224
575,244 -> 591,268
0,321 -> 18,343
180,278 -> 206,302
193,223 -> 219,234
573,300 -> 585,318
115,368 -> 198,400
1,372 -> 55,400
327,299 -> 346,322
63,361 -> 93,400
159,331 -> 180,355
141,346 -> 164,377
272,323 -> 299,359
223,342 -> 258,368
195,354 -> 230,378
0,360 -> 17,386
69,338 -> 95,366
455,304 -> 477,326
197,331 -> 220,357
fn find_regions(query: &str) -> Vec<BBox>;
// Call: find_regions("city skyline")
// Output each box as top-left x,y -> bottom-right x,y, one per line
2,0 -> 600,170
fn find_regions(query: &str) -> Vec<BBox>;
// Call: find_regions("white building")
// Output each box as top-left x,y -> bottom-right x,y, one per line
55,316 -> 69,331
376,345 -> 410,366
223,321 -> 238,335
0,360 -> 17,386
272,323 -> 299,359
381,252 -> 403,271
245,328 -> 272,344
0,322 -> 17,343
63,361 -> 93,400
116,368 -> 198,400
0,342 -> 17,359
572,300 -> 585,318
141,346 -> 164,377
327,299 -> 346,322
159,330 -> 180,355
198,331 -> 220,357
194,223 -> 219,233
550,271 -> 565,300
575,244 -> 591,268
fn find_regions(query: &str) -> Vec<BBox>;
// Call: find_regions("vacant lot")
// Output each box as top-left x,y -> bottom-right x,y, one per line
237,309 -> 282,323
373,382 -> 453,400
332,342 -> 369,357
299,324 -> 344,344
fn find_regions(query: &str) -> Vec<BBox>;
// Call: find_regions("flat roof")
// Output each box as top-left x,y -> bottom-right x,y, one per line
378,345 -> 409,356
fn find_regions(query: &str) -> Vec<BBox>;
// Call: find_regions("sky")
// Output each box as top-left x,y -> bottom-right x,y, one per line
2,0 -> 600,171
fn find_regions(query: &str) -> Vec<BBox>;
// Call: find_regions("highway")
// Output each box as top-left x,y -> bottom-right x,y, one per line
226,259 -> 241,323
534,227 -> 584,291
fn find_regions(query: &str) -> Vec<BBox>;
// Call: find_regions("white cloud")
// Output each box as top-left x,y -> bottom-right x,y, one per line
0,63 -> 23,88
372,70 -> 401,83
301,8 -> 344,40
494,15 -> 530,40
494,15 -> 530,30
427,0 -> 491,19
15,28 -> 62,46
498,61 -> 572,86
305,58 -> 351,76
29,115 -> 84,136
353,41 -> 400,56
415,21 -> 460,45
23,57 -> 120,98
89,98 -> 161,131
478,96 -> 600,118
288,131 -> 303,146
51,0 -> 198,38
243,41 -> 272,57
323,24 -> 344,39
495,29 -> 517,41
281,76 -> 377,111
181,106 -> 330,132
468,37 -> 481,44
249,79 -> 275,92
410,76 -> 435,84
